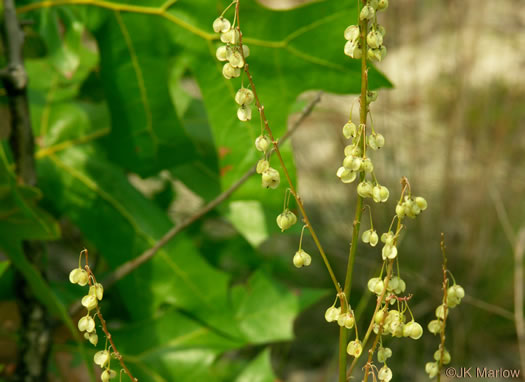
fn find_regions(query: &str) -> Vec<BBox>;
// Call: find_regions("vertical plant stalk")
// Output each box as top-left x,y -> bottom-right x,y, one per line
347,183 -> 409,379
234,2 -> 343,299
437,234 -> 449,382
339,2 -> 369,380
1,0 -> 52,380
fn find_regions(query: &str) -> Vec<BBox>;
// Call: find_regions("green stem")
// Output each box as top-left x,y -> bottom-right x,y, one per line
338,4 -> 369,381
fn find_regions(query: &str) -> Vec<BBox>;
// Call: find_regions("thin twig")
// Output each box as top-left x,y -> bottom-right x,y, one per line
490,186 -> 525,378
362,301 -> 389,382
513,228 -> 525,381
83,250 -> 137,381
102,91 -> 322,290
489,186 -> 516,245
66,92 -> 323,318
437,234 -> 449,382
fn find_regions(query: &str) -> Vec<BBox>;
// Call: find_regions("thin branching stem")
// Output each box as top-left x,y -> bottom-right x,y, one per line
235,1 -> 343,298
339,1 -> 369,379
83,250 -> 137,382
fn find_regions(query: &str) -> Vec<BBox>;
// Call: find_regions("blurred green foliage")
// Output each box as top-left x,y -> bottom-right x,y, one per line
1,0 -> 391,380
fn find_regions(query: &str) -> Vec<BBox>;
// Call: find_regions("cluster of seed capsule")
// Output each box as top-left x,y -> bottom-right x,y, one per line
370,295 -> 422,381
255,136 -> 281,190
336,120 -> 388,205
213,6 -> 282,192
213,12 -> 253,122
344,0 -> 388,62
69,258 -> 116,381
426,283 -> 465,378
325,299 -> 359,355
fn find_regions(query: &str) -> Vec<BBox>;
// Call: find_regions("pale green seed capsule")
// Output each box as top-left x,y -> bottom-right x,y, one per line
344,25 -> 360,42
216,45 -> 228,61
344,313 -> 355,329
261,167 -> 280,189
378,0 -> 389,11
228,51 -> 244,68
375,133 -> 385,148
347,340 -> 363,357
362,229 -> 371,243
255,135 -> 271,152
343,122 -> 357,139
360,5 -> 375,21
415,196 -> 428,210
357,181 -> 373,198
403,321 -> 423,339
256,159 -> 270,174
434,349 -> 451,365
381,231 -> 394,245
369,231 -> 379,247
78,315 -> 95,333
425,362 -> 439,378
220,28 -> 239,44
367,31 -> 383,49
428,319 -> 443,334
362,158 -> 374,173
343,155 -> 354,169
350,157 -> 362,171
81,295 -> 98,311
372,185 -> 382,203
451,284 -> 465,299
374,310 -> 385,324
368,134 -> 378,150
377,346 -> 392,363
223,63 -> 240,79
325,306 -> 341,322
293,250 -> 306,268
276,209 -> 297,231
337,167 -> 357,183
84,331 -> 98,346
435,304 -> 446,320
94,350 -> 110,368
387,276 -> 400,292
236,88 -> 255,106
213,17 -> 231,33
382,244 -> 398,260
237,105 -> 252,121
378,365 -> 393,382
395,203 -> 405,218
101,369 -> 117,382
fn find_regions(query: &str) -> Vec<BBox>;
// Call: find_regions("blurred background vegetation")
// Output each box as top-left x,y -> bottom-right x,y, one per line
0,0 -> 524,381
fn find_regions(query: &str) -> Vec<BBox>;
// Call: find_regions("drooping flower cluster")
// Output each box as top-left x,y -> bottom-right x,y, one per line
426,281 -> 465,378
344,0 -> 388,62
69,252 -> 117,381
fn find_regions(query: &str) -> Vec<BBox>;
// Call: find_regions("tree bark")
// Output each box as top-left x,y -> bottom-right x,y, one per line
1,1 -> 52,380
